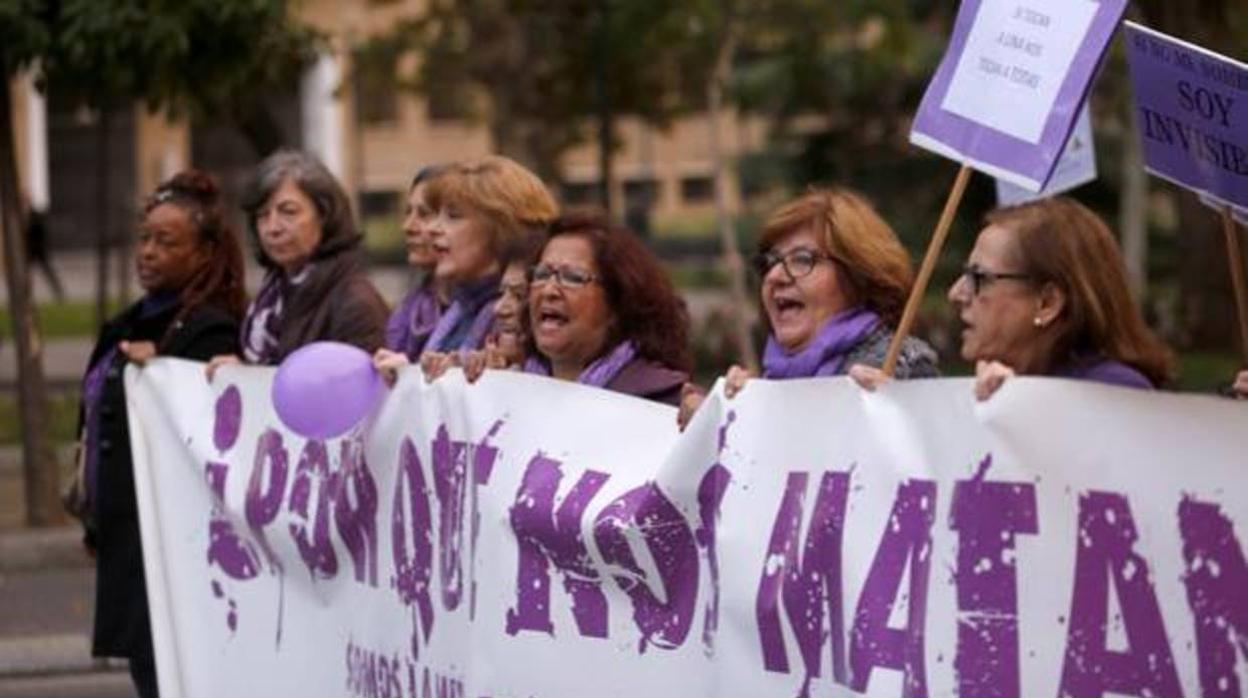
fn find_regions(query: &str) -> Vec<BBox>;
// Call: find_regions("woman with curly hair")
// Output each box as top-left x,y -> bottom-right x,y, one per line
523,212 -> 692,405
80,170 -> 246,697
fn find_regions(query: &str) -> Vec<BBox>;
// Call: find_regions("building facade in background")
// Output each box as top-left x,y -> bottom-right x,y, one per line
6,0 -> 771,251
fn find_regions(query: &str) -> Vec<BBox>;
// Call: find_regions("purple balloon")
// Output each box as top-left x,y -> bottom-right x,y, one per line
272,342 -> 383,440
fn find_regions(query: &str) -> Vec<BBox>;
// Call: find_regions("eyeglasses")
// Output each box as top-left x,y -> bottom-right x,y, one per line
960,264 -> 1032,295
528,263 -> 598,289
752,247 -> 832,279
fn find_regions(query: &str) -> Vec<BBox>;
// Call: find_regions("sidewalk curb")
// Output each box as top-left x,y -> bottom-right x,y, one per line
0,633 -> 124,679
0,527 -> 88,573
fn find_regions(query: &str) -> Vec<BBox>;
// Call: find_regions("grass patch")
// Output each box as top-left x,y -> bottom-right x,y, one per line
0,391 -> 81,445
1176,352 -> 1241,393
0,300 -> 123,340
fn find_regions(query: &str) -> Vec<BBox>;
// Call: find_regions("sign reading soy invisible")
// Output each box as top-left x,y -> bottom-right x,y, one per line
1124,22 -> 1248,212
1124,22 -> 1248,360
911,0 -> 1127,191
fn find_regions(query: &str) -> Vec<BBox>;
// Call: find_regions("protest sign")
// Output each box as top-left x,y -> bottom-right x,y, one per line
996,105 -> 1097,206
912,0 -> 1127,191
127,360 -> 1248,697
887,0 -> 1127,375
1125,23 -> 1248,357
1125,22 -> 1248,211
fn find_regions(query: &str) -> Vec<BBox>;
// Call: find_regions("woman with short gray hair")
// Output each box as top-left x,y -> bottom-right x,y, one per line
207,150 -> 388,374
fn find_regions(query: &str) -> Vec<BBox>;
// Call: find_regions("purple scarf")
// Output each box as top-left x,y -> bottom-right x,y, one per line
762,307 -> 880,379
425,276 -> 499,353
240,265 -> 316,364
524,341 -> 638,388
81,292 -> 179,512
80,346 -> 118,514
385,279 -> 442,360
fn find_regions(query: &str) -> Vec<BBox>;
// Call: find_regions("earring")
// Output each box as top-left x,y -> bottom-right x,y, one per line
1033,316 -> 1044,327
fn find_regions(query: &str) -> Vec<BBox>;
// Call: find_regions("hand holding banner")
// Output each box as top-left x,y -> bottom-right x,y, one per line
126,361 -> 1248,697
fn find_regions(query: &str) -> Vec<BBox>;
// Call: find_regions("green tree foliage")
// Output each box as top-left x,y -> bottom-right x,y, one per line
0,0 -> 321,524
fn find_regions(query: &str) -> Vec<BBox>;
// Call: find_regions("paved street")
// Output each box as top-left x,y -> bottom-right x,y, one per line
0,526 -> 130,697
0,672 -> 133,698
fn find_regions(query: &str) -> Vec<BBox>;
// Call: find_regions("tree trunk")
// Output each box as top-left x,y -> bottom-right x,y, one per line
94,108 -> 111,332
1119,106 -> 1148,301
594,0 -> 614,216
1177,192 -> 1233,349
0,81 -> 60,526
707,13 -> 758,373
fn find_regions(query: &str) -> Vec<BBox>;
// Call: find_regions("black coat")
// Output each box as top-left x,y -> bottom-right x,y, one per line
85,299 -> 239,660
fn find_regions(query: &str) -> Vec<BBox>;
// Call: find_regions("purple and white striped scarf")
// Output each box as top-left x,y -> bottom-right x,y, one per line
240,266 -> 313,365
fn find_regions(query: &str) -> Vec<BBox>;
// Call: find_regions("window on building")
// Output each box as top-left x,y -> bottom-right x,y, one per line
359,190 -> 400,220
623,178 -> 660,208
561,181 -> 601,207
354,43 -> 401,126
680,176 -> 715,204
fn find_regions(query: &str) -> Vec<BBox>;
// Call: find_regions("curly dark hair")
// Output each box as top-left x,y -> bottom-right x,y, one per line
541,212 -> 692,373
143,169 -> 246,343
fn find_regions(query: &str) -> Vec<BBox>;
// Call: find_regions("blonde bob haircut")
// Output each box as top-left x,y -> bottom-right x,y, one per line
424,155 -> 558,256
758,187 -> 914,325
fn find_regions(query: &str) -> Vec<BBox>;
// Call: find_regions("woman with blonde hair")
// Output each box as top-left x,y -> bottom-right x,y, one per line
680,188 -> 937,424
375,155 -> 557,382
948,196 -> 1174,400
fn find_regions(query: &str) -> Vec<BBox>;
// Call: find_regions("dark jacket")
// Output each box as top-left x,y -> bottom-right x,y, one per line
85,300 -> 239,660
271,252 -> 390,362
606,357 -> 689,407
842,324 -> 939,379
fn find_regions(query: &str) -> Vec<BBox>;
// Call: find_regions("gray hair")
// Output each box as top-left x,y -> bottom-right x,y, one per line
242,149 -> 360,267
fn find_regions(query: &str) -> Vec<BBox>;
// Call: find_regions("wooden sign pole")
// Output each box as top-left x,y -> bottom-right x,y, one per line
1220,206 -> 1248,363
882,164 -> 973,376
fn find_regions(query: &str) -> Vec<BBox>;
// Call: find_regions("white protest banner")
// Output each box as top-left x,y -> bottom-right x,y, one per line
996,105 -> 1097,206
127,360 -> 1248,697
911,0 -> 1126,191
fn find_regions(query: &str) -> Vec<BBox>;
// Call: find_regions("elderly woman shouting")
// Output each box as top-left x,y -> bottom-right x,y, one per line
949,197 -> 1174,399
523,213 -> 692,405
680,188 -> 937,425
207,150 -> 389,374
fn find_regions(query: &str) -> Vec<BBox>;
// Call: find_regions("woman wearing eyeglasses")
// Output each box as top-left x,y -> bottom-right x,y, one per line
374,155 -> 556,384
679,188 -> 937,426
947,196 -> 1173,400
524,212 -> 691,405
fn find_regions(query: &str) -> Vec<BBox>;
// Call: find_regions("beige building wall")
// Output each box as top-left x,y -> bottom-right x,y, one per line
9,0 -> 773,240
298,0 -> 767,231
133,107 -> 190,199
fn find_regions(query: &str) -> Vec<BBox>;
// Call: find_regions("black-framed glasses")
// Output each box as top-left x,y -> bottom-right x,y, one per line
528,263 -> 598,289
961,264 -> 1032,295
752,248 -> 831,279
